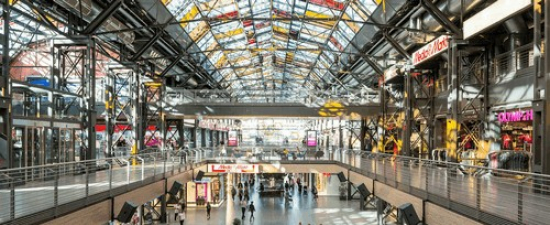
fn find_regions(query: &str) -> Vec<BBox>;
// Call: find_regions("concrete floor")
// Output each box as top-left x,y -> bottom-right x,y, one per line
163,185 -> 383,225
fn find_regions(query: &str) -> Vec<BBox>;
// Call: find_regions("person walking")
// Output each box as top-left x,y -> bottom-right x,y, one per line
240,199 -> 247,219
206,202 -> 211,220
178,210 -> 186,225
284,181 -> 289,192
231,186 -> 237,200
249,201 -> 256,220
174,203 -> 181,222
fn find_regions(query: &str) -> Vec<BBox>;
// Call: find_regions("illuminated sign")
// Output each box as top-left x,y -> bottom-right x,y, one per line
412,35 -> 449,65
228,131 -> 238,146
307,130 -> 317,147
208,164 -> 259,173
498,109 -> 533,123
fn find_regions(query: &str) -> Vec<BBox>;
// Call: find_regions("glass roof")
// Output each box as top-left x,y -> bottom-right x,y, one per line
164,0 -> 378,91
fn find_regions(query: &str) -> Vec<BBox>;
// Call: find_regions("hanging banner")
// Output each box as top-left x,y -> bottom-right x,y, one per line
228,131 -> 238,146
307,130 -> 317,147
208,164 -> 259,173
412,35 -> 450,66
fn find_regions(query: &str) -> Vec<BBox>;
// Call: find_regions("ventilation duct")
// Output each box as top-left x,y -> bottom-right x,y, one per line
53,0 -> 135,45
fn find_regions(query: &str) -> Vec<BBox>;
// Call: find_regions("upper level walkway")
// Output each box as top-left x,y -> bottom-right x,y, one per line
0,147 -> 548,224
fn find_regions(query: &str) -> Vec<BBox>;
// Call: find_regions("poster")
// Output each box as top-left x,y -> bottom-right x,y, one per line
307,130 -> 317,147
228,131 -> 238,146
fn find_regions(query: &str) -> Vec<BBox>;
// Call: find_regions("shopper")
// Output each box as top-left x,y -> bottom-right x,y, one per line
240,199 -> 247,219
231,186 -> 237,199
259,183 -> 265,192
174,203 -> 181,221
249,201 -> 256,219
178,210 -> 186,225
206,202 -> 211,220
285,181 -> 289,191
312,186 -> 318,199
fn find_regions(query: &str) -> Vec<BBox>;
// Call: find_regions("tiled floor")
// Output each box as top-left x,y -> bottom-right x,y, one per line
163,186 -> 382,225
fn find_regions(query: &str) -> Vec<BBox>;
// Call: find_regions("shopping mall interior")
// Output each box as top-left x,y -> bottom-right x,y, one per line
0,0 -> 549,224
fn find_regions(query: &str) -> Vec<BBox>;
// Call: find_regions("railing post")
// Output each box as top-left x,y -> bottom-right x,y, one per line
86,163 -> 90,202
446,166 -> 451,207
475,175 -> 481,220
127,160 -> 130,184
54,165 -> 59,216
394,160 -> 398,188
10,174 -> 15,220
425,162 -> 429,194
518,181 -> 523,223
383,157 -> 387,184
374,155 -> 377,180
141,158 -> 145,182
153,157 -> 157,176
109,163 -> 113,196
163,151 -> 167,178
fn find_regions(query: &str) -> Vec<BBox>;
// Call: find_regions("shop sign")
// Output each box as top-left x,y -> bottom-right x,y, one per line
412,35 -> 450,66
208,164 -> 259,173
228,130 -> 238,146
307,130 -> 317,147
498,109 -> 533,123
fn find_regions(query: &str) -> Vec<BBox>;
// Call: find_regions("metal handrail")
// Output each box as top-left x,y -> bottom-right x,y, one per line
1,147 -> 548,224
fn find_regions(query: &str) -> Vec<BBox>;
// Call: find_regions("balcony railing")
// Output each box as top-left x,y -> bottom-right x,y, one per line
1,147 -> 549,224
494,43 -> 535,79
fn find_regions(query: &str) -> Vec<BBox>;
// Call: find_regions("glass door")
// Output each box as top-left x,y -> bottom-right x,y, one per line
25,127 -> 43,180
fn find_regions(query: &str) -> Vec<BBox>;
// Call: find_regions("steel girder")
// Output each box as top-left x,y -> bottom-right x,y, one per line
105,68 -> 136,157
361,117 -> 378,152
403,70 -> 435,157
142,80 -> 165,151
81,0 -> 123,34
165,119 -> 183,150
380,81 -> 404,155
449,41 -> 488,161
95,17 -> 448,36
419,0 -> 462,37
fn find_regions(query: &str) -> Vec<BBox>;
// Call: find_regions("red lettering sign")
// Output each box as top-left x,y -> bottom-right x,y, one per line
412,36 -> 450,65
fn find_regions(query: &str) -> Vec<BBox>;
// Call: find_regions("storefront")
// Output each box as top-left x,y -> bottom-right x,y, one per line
497,108 -> 533,151
186,173 -> 225,207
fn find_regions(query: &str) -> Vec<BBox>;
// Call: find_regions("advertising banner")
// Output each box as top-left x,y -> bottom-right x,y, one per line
228,130 -> 238,146
307,130 -> 317,147
208,164 -> 259,173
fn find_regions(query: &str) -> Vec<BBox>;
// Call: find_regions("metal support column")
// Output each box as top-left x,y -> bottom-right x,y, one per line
85,38 -> 96,160
0,0 -> 11,168
133,67 -> 143,155
533,0 -> 544,173
542,0 -> 550,175
403,70 -> 413,156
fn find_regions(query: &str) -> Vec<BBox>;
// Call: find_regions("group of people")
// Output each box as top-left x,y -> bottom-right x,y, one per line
232,179 -> 255,202
174,202 -> 187,225
281,147 -> 306,160
231,179 -> 257,221
172,201 -> 211,224
285,176 -> 318,198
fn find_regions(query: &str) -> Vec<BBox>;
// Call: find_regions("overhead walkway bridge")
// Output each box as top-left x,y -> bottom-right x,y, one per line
0,147 -> 547,225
